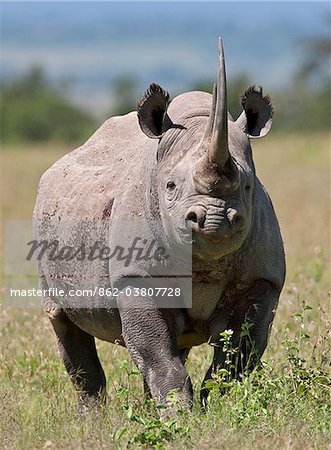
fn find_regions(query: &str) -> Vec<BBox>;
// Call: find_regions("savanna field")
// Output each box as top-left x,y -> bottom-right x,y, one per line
0,133 -> 330,449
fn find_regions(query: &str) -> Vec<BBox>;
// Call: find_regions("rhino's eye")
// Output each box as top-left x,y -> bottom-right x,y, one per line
245,185 -> 251,192
166,181 -> 176,191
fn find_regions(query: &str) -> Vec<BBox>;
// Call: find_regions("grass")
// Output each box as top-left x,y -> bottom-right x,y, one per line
0,132 -> 330,449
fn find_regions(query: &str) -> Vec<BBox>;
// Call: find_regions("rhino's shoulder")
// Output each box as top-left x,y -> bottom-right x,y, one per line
52,111 -> 147,169
34,112 -> 153,220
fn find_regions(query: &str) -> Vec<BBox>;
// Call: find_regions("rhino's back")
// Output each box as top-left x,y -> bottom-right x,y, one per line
34,111 -> 152,221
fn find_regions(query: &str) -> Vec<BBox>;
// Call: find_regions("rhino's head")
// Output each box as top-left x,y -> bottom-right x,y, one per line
137,39 -> 273,261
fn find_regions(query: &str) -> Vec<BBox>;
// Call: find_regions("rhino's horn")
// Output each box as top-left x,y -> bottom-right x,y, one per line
206,38 -> 230,169
202,83 -> 217,143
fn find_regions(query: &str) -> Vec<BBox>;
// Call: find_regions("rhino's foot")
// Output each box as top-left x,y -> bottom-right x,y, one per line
77,388 -> 107,416
156,388 -> 194,420
148,366 -> 194,413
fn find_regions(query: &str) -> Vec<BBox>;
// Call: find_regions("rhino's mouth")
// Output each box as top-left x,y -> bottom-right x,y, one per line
199,226 -> 232,241
191,229 -> 245,260
178,220 -> 243,246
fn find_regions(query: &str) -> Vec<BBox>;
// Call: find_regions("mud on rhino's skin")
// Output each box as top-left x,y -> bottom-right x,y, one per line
34,39 -> 285,411
102,198 -> 114,220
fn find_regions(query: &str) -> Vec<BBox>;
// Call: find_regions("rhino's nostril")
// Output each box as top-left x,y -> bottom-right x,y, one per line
234,215 -> 242,225
186,211 -> 198,223
185,207 -> 206,229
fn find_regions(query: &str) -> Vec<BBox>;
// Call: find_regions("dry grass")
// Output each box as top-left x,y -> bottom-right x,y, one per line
0,132 -> 330,449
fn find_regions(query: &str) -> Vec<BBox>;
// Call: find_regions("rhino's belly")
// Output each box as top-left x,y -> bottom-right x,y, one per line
65,308 -> 208,349
64,308 -> 124,345
66,307 -> 208,349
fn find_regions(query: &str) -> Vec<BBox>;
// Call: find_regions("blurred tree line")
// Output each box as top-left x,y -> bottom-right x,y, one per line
1,27 -> 329,145
0,67 -> 96,145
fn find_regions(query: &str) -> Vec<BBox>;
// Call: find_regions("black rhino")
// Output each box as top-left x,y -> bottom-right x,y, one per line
33,39 -> 285,411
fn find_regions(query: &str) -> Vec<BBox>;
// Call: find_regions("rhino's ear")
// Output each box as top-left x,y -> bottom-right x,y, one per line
236,85 -> 273,139
137,83 -> 172,139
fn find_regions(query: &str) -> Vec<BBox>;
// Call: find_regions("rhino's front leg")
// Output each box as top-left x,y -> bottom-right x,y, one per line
143,347 -> 191,400
201,280 -> 280,407
117,292 -> 193,410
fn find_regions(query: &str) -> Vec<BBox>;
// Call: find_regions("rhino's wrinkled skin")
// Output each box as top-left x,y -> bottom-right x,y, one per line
34,40 -> 285,411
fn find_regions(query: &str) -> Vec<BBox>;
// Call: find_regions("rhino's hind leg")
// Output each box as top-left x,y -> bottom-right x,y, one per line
201,281 -> 279,407
227,282 -> 279,378
45,304 -> 106,413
